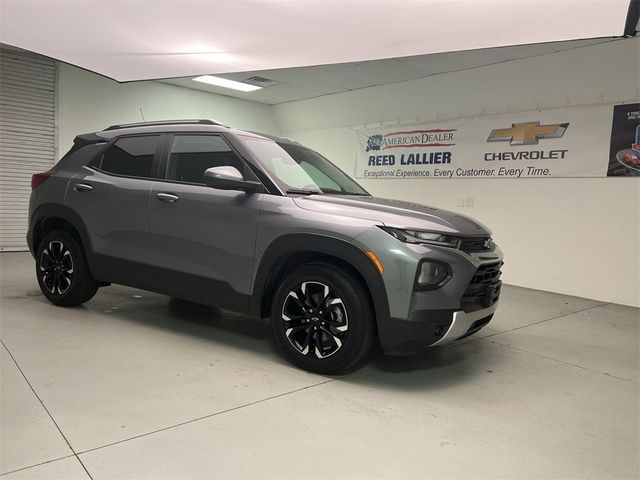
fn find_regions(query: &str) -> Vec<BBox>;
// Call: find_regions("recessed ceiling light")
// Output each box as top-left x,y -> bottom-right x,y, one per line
192,75 -> 262,92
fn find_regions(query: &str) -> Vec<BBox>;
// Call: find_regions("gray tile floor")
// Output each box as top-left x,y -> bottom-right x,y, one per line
1,252 -> 638,479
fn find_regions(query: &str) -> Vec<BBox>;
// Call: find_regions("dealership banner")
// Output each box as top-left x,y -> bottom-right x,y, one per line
354,103 -> 640,179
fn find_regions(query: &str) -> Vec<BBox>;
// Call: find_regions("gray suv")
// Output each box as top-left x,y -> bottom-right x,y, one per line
27,119 -> 503,374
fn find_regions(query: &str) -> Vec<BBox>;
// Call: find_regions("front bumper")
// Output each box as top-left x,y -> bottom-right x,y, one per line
378,252 -> 502,354
381,302 -> 497,354
430,303 -> 498,346
353,226 -> 503,354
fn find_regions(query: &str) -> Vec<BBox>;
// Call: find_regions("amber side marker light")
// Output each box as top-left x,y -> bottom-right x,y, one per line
366,250 -> 384,274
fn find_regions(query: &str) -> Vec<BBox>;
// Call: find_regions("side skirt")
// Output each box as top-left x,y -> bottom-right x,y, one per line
90,254 -> 251,314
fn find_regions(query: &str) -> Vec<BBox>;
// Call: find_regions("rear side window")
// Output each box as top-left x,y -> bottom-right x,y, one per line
56,143 -> 106,170
167,135 -> 245,184
100,135 -> 160,178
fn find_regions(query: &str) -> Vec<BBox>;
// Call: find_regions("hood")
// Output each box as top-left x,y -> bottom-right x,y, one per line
293,195 -> 491,236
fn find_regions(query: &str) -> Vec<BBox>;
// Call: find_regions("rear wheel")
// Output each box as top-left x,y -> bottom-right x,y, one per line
36,230 -> 98,306
271,263 -> 375,374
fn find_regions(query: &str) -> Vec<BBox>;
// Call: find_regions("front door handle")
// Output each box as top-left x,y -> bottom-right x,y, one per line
156,192 -> 179,203
74,183 -> 93,192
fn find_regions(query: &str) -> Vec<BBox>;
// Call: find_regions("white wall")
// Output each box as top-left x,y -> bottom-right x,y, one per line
273,38 -> 640,307
56,63 -> 280,155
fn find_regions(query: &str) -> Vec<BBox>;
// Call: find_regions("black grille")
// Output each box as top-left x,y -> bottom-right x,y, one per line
459,237 -> 493,253
461,261 -> 503,312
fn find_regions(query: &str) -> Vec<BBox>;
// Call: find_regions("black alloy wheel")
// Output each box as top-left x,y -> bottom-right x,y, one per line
39,240 -> 74,295
36,230 -> 99,306
271,263 -> 375,374
281,281 -> 349,359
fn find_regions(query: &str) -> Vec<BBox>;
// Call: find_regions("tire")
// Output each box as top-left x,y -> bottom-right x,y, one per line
35,230 -> 98,307
270,263 -> 375,375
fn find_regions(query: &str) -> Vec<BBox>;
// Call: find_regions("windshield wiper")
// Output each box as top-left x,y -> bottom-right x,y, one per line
321,189 -> 370,196
286,188 -> 322,195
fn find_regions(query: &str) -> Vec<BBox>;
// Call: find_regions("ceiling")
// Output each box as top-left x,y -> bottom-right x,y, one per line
162,38 -> 619,105
0,0 -> 631,82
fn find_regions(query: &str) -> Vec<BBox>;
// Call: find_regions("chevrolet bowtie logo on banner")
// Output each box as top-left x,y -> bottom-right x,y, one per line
487,121 -> 569,145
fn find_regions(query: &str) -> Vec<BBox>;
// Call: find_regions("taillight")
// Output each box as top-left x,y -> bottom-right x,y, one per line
31,171 -> 51,190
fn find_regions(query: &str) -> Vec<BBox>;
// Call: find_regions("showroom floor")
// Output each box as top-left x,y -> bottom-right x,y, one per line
0,252 -> 638,479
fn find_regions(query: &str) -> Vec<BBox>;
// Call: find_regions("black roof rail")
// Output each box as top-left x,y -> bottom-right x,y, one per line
103,119 -> 229,131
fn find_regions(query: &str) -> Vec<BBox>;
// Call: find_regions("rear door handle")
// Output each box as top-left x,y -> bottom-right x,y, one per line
156,192 -> 179,203
74,183 -> 93,192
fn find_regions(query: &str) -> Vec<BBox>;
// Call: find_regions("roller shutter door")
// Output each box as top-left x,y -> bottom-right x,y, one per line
0,47 -> 55,251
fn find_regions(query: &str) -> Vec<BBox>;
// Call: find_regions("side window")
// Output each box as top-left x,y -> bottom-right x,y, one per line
100,135 -> 160,178
167,135 -> 245,184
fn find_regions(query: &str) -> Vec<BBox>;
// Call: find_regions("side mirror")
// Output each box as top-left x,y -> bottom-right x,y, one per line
204,166 -> 263,193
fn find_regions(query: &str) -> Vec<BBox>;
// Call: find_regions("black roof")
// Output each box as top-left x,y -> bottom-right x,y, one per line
103,119 -> 229,131
75,119 -> 294,146
87,119 -> 263,142
249,131 -> 300,145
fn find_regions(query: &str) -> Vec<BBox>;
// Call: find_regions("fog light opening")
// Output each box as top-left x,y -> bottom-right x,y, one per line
416,260 -> 451,289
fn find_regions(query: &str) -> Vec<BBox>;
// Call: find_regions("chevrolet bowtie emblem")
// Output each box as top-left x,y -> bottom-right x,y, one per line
487,122 -> 569,145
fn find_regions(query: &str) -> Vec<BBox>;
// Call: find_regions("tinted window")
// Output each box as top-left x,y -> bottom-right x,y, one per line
100,136 -> 159,178
58,143 -> 107,170
168,135 -> 245,183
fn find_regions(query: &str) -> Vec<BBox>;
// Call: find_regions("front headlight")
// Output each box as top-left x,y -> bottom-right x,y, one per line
380,227 -> 460,248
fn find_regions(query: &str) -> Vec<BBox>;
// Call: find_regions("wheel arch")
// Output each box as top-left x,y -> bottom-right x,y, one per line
30,204 -> 92,258
251,234 -> 390,334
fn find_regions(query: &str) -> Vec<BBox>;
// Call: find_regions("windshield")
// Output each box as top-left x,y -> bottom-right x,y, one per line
241,136 -> 369,196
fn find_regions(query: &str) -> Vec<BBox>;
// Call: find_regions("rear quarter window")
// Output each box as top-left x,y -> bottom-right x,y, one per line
55,143 -> 107,170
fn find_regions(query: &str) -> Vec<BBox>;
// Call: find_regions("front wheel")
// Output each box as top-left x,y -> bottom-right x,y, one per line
36,230 -> 98,306
270,263 -> 375,375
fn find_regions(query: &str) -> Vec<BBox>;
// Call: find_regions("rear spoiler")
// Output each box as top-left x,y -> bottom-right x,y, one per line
62,133 -> 106,158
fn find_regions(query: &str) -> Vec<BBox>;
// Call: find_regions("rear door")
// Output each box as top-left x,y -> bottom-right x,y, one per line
66,134 -> 163,275
147,133 -> 263,311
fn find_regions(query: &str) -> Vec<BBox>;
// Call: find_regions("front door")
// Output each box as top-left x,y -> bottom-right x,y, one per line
148,134 -> 263,312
